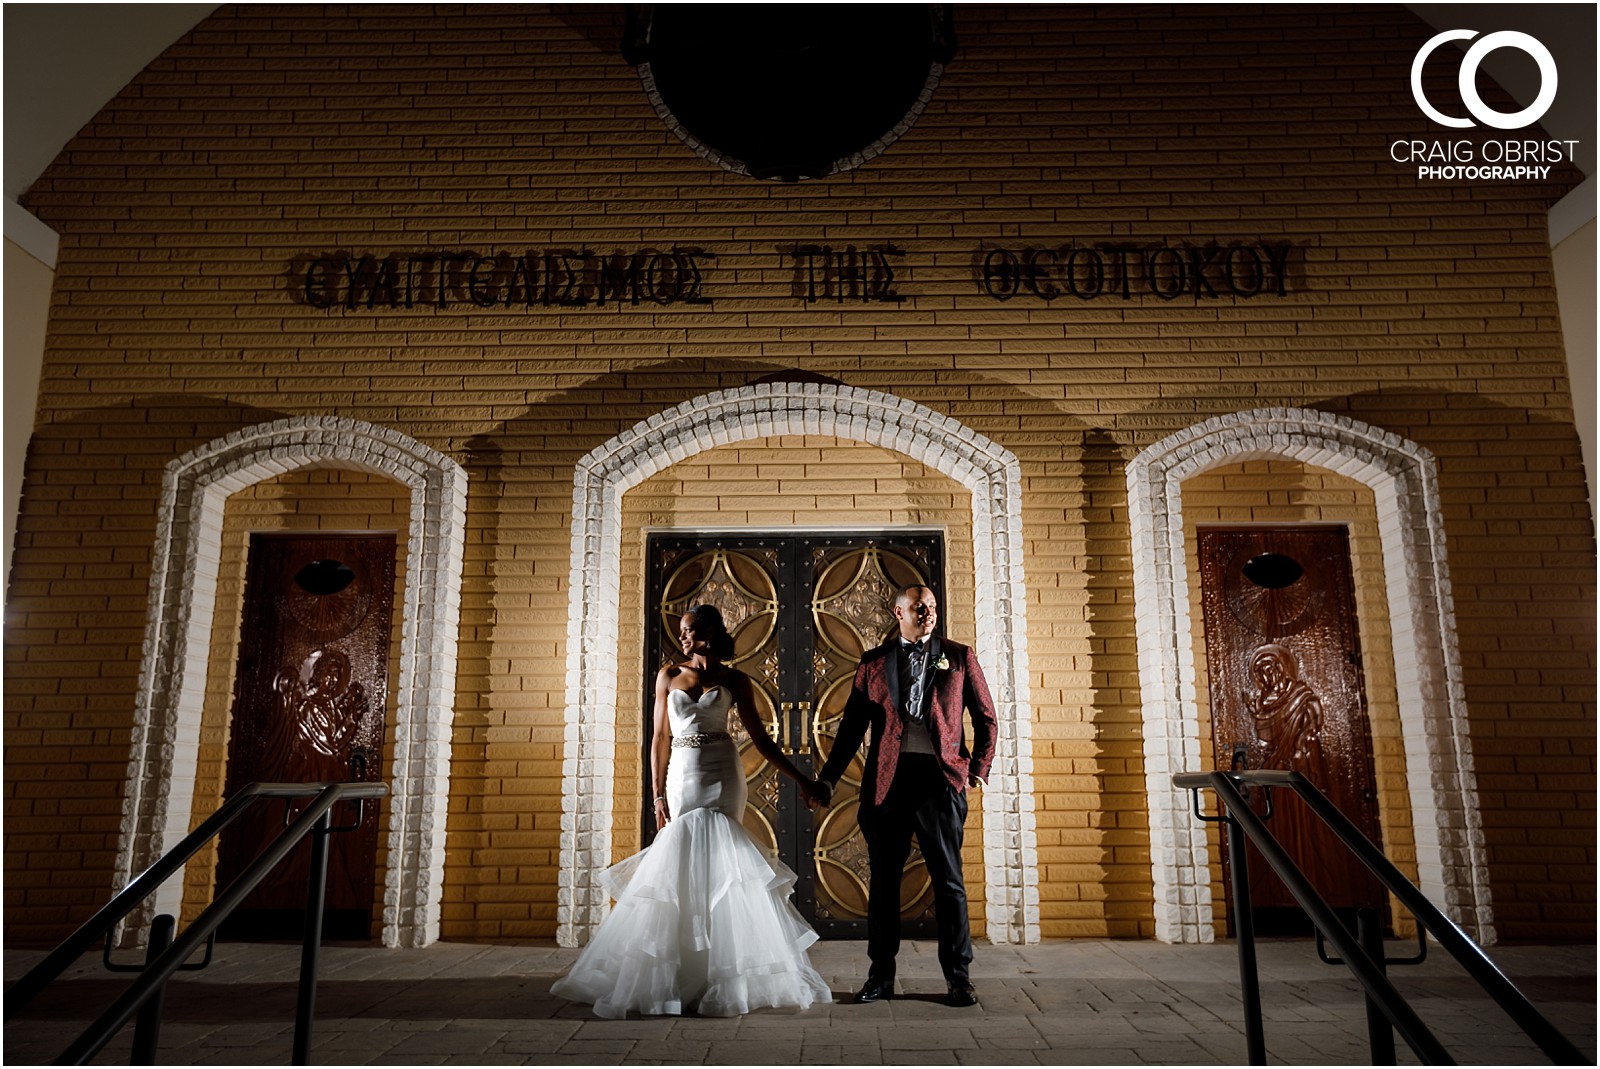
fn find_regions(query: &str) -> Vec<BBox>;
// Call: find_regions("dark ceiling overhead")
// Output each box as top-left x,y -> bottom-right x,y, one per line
3,5 -> 1593,207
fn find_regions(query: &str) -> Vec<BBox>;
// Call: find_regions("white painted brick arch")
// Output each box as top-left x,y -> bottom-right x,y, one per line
117,416 -> 468,948
1126,407 -> 1490,944
559,381 -> 1039,948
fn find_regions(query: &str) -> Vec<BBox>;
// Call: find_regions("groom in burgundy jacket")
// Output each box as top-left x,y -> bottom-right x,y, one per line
815,584 -> 997,1007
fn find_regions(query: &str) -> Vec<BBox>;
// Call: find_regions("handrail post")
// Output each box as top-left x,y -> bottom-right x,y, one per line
1176,769 -> 1583,1066
292,807 -> 334,1066
1284,774 -> 1585,1065
7,782 -> 387,1067
1359,908 -> 1396,1065
129,914 -> 174,1065
4,785 -> 268,1022
53,785 -> 385,1066
1208,774 -> 1454,1064
1226,811 -> 1266,1066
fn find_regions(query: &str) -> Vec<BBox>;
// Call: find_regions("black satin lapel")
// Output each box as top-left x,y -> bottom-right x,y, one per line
885,640 -> 902,713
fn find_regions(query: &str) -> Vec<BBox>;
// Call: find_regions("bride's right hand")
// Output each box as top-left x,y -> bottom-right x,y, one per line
653,797 -> 669,829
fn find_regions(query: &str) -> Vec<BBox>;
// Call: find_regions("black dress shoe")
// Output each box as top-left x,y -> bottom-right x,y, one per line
947,980 -> 978,1007
852,978 -> 894,1003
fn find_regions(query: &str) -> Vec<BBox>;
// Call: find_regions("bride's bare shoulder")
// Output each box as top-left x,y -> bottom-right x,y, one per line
662,662 -> 714,686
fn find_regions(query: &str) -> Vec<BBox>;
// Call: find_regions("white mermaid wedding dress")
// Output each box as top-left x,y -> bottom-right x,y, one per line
551,686 -> 832,1018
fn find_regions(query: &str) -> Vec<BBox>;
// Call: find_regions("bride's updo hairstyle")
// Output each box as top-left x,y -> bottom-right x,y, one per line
686,604 -> 736,660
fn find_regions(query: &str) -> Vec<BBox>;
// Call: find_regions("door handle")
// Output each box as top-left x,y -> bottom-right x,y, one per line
777,703 -> 795,755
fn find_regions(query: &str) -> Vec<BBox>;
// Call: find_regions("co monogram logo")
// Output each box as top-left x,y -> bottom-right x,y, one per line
1411,30 -> 1558,130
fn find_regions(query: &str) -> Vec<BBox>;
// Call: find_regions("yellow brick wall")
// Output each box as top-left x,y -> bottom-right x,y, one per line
4,5 -> 1592,944
181,470 -> 410,929
1181,460 -> 1416,937
1025,430 -> 1155,937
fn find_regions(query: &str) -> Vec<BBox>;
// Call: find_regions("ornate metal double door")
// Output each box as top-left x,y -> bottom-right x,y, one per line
645,532 -> 944,938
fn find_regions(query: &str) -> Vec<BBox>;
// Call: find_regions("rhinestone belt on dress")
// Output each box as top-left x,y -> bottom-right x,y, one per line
672,731 -> 732,748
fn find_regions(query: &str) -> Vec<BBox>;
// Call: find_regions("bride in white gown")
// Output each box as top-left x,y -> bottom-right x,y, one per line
552,604 -> 833,1018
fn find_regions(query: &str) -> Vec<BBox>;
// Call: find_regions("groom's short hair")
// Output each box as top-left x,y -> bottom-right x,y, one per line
894,584 -> 931,608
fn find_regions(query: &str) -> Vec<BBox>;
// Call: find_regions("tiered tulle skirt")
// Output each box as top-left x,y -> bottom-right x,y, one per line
551,806 -> 833,1018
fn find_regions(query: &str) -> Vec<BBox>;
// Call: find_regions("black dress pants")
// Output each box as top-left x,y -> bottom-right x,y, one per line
859,752 -> 972,984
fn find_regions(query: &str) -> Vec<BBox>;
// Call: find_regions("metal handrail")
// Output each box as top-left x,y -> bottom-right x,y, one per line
5,780 -> 387,1065
1176,770 -> 1585,1066
8,783 -> 316,1017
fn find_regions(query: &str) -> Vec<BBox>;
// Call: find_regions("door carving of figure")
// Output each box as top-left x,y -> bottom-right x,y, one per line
1198,526 -> 1385,934
216,533 -> 396,940
646,533 -> 945,939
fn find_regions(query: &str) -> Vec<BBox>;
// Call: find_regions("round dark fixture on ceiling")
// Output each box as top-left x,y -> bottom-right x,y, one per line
623,4 -> 956,182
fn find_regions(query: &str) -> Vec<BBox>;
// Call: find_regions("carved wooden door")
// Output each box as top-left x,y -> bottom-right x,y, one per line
1198,526 -> 1385,935
216,533 -> 395,940
646,533 -> 944,938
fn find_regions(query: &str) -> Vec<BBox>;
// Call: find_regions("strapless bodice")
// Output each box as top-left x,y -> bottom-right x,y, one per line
668,686 -> 733,737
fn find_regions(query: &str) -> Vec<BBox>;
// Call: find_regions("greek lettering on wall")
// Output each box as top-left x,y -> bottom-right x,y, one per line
300,248 -> 717,311
977,241 -> 1294,301
294,240 -> 1295,310
787,244 -> 906,303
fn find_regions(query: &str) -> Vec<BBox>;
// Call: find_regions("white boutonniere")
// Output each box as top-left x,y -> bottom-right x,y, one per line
933,654 -> 951,672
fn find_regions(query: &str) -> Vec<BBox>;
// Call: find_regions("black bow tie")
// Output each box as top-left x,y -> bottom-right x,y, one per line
902,640 -> 927,653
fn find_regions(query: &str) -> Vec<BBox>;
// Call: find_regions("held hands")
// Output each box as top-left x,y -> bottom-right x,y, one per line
799,777 -> 834,810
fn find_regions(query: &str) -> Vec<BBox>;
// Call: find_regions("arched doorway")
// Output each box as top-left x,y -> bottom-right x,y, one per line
115,416 -> 468,948
1126,407 -> 1490,944
557,382 -> 1039,948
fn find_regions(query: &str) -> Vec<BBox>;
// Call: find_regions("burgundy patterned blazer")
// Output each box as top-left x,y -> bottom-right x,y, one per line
818,635 -> 998,807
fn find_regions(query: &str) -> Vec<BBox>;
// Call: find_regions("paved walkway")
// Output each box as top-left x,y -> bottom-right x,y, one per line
5,939 -> 1594,1065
